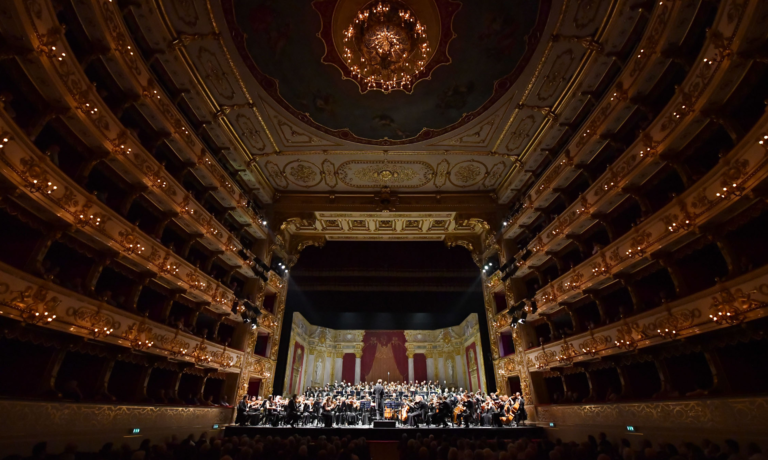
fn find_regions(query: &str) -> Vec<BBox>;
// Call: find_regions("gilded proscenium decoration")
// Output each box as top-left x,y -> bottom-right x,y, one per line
342,1 -> 431,93
279,212 -> 492,243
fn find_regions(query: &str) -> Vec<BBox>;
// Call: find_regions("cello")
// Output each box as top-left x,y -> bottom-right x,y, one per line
400,400 -> 414,422
453,401 -> 465,424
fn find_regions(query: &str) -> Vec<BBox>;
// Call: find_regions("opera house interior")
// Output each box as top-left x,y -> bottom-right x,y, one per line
1,0 -> 768,458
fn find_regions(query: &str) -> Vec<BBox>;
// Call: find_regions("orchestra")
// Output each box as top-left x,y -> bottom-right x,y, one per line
236,380 -> 528,428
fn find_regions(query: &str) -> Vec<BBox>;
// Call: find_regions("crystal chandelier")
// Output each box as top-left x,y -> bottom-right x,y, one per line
343,1 -> 430,93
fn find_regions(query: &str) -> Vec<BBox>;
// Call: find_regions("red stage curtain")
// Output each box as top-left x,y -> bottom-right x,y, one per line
341,353 -> 356,383
361,331 -> 408,382
413,353 -> 427,382
247,378 -> 261,396
499,332 -> 514,357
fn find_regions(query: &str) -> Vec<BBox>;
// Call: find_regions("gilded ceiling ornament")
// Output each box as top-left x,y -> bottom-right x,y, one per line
322,159 -> 338,188
434,159 -> 449,188
286,162 -> 322,187
337,160 -> 434,188
482,161 -> 506,188
197,47 -> 235,101
172,0 -> 200,27
453,163 -> 483,184
235,113 -> 266,152
536,49 -> 575,102
574,0 -> 606,29
448,160 -> 487,187
265,161 -> 289,188
505,115 -> 536,152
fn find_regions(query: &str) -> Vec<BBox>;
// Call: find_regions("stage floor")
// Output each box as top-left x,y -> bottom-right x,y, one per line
224,425 -> 544,441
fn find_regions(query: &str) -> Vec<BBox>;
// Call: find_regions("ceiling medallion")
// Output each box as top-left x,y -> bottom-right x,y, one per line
375,168 -> 399,181
343,1 -> 431,93
314,0 -> 460,95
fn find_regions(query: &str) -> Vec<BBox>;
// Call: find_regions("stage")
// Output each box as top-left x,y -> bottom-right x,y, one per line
224,425 -> 545,441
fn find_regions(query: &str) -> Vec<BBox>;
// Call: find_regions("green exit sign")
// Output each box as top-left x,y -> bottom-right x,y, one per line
131,428 -> 141,435
627,426 -> 636,432
212,424 -> 220,429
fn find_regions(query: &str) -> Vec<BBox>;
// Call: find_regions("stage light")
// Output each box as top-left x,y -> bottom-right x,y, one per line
251,324 -> 257,330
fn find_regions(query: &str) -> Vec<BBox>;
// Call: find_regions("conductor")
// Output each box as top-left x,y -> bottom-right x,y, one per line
373,379 -> 385,419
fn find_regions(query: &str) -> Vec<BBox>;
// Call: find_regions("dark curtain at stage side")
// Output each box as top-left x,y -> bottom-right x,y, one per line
360,331 -> 408,382
413,353 -> 427,382
342,353 -> 356,383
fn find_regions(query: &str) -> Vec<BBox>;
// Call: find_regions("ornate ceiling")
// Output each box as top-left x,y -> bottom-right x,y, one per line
123,0 -> 643,201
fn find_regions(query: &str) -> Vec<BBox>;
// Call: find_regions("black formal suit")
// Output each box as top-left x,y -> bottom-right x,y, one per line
286,399 -> 299,427
514,396 -> 527,425
459,399 -> 474,427
236,399 -> 249,426
373,383 -> 385,417
436,401 -> 452,427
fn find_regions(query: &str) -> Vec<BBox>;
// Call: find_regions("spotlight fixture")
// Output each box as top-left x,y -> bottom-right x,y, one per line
251,323 -> 257,330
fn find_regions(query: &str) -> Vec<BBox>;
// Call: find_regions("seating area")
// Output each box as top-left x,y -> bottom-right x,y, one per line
2,431 -> 765,460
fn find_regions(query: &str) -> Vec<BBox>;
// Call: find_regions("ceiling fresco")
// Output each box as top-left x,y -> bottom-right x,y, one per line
225,0 -> 550,143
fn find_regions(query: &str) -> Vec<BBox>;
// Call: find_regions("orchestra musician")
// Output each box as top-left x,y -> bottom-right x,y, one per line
405,395 -> 427,427
236,395 -> 249,426
286,394 -> 299,428
321,396 -> 336,427
457,394 -> 474,427
436,396 -> 452,427
513,391 -> 527,426
246,396 -> 263,426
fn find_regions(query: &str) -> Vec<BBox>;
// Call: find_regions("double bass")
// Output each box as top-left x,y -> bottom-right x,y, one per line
499,399 -> 514,425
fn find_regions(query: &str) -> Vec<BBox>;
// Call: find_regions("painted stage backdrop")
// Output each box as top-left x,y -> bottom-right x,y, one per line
282,313 -> 487,396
